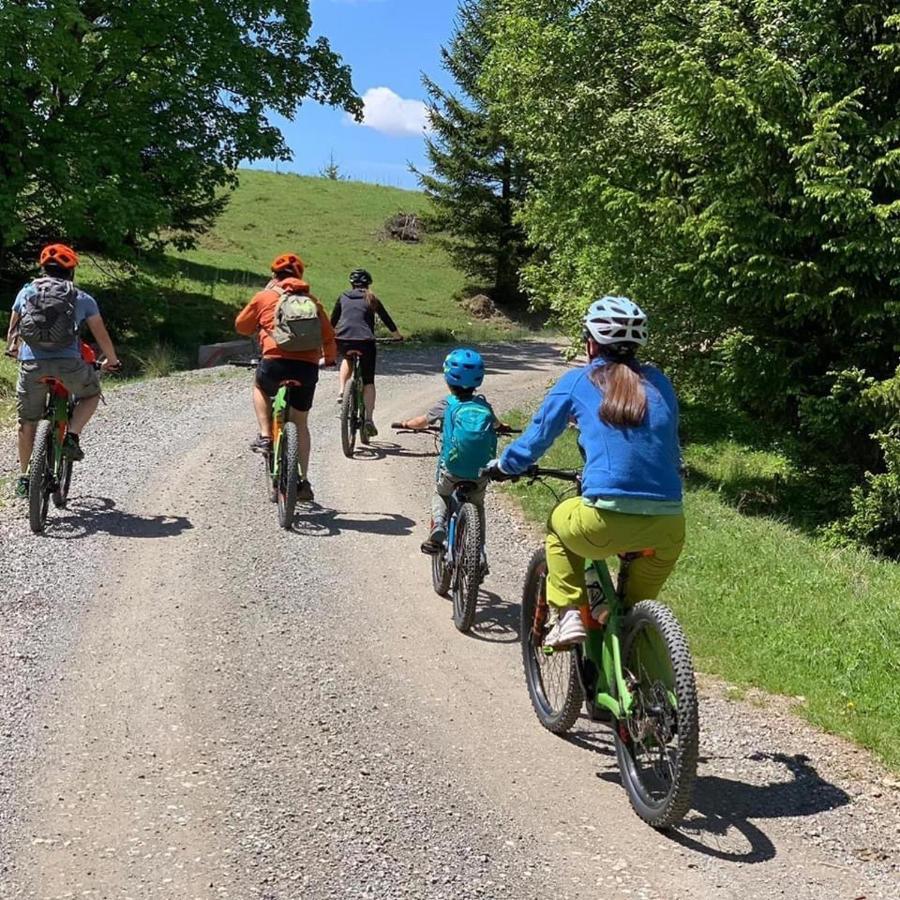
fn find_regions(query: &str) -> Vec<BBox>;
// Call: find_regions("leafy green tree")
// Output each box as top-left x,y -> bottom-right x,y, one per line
416,0 -> 528,307
0,1 -> 361,279
484,1 -> 900,552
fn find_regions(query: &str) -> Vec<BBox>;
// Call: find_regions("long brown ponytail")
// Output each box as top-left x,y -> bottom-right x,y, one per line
589,349 -> 647,427
364,289 -> 380,312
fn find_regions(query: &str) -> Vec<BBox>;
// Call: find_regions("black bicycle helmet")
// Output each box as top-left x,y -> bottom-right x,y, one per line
349,268 -> 373,288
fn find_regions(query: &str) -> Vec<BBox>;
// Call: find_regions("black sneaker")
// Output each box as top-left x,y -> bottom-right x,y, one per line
249,435 -> 273,454
297,480 -> 315,503
420,526 -> 446,555
15,475 -> 29,498
62,433 -> 84,461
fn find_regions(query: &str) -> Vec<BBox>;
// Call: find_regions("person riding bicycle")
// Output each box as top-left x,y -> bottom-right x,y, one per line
4,244 -> 120,498
235,252 -> 337,503
484,297 -> 685,649
330,268 -> 403,439
395,348 -> 508,555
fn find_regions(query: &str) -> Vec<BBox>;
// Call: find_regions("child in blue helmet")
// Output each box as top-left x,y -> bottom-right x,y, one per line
394,348 -> 510,554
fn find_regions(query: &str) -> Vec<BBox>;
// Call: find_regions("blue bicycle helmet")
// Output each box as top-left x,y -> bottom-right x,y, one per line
443,348 -> 485,389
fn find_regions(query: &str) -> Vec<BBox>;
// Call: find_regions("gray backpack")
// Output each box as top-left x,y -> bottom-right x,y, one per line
18,277 -> 78,351
270,286 -> 322,352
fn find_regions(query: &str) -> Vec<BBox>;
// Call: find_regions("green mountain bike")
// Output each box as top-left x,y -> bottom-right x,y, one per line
489,466 -> 699,829
234,361 -> 302,529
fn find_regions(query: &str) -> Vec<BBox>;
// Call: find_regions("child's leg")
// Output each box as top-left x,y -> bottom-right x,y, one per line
430,469 -> 454,532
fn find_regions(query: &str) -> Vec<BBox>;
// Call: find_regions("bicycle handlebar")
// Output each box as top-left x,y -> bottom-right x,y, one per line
229,359 -> 260,369
483,464 -> 581,483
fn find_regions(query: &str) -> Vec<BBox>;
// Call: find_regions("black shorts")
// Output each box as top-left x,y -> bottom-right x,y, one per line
256,358 -> 319,412
337,339 -> 377,385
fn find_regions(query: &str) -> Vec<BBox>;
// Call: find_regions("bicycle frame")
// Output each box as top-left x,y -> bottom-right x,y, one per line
41,378 -> 74,485
578,558 -> 635,719
268,384 -> 291,482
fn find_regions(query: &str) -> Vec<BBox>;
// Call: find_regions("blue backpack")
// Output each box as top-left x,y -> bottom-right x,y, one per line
440,394 -> 497,479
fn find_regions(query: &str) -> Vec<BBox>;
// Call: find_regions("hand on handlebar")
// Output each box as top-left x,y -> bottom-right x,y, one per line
100,358 -> 122,373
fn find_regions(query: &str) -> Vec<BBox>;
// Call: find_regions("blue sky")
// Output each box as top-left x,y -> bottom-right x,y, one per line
248,0 -> 461,190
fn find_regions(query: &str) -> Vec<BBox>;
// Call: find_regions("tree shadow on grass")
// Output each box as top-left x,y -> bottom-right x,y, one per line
42,495 -> 193,540
680,400 -> 852,537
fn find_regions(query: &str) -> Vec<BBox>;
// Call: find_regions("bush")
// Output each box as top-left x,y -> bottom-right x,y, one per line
830,430 -> 900,558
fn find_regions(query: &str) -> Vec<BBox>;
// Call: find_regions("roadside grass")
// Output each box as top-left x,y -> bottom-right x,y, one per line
501,408 -> 900,770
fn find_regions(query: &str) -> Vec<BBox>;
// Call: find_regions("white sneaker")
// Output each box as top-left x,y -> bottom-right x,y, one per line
544,608 -> 587,649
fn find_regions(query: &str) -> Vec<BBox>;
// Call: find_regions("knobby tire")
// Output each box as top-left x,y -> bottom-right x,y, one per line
614,601 -> 699,829
277,422 -> 299,529
28,420 -> 53,534
452,504 -> 482,633
340,380 -> 358,458
520,548 -> 583,733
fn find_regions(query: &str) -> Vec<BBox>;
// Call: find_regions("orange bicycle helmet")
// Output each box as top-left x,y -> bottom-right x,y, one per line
39,243 -> 79,270
270,252 -> 304,279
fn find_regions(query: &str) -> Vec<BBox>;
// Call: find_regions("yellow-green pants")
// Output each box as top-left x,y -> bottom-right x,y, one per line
545,497 -> 685,608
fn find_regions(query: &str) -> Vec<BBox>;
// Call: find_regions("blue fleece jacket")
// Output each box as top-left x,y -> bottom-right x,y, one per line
500,360 -> 682,504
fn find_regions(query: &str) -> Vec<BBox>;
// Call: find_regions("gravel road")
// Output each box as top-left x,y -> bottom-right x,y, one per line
1,342 -> 898,899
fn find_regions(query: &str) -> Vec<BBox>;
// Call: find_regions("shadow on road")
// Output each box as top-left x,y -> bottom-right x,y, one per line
293,504 -> 415,537
469,589 -> 519,644
350,439 -> 437,462
43,496 -> 193,540
586,750 -> 850,864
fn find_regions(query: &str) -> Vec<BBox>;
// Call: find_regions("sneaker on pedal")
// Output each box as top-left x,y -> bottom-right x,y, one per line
62,433 -> 84,461
297,479 -> 315,503
420,525 -> 446,555
15,475 -> 29,498
364,419 -> 378,438
543,608 -> 587,649
249,435 -> 273,454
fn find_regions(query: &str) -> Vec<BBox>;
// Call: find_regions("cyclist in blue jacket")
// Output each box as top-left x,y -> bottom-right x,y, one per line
485,297 -> 685,649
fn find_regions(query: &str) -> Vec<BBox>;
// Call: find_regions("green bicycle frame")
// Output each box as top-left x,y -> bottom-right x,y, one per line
269,385 -> 291,481
582,558 -> 636,719
46,390 -> 72,482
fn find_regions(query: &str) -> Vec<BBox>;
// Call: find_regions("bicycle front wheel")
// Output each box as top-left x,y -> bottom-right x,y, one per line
520,548 -> 583,733
340,381 -> 358,458
615,600 -> 699,829
28,420 -> 53,534
451,504 -> 482,633
277,422 -> 299,529
52,456 -> 73,508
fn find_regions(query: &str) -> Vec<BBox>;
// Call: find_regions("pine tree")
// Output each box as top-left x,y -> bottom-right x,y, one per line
416,0 -> 528,307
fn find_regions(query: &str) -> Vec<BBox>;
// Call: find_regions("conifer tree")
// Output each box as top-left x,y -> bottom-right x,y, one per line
416,0 -> 527,307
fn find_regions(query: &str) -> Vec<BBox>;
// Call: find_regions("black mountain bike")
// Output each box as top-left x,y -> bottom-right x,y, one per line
340,337 -> 401,458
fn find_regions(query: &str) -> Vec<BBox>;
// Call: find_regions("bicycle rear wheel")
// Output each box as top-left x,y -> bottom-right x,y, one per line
28,421 -> 53,534
277,422 -> 299,529
614,600 -> 699,829
520,548 -> 583,733
451,503 -> 482,633
340,379 -> 358,458
358,382 -> 370,446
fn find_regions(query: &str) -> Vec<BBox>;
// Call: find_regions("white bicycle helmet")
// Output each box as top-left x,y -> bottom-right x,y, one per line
583,296 -> 648,347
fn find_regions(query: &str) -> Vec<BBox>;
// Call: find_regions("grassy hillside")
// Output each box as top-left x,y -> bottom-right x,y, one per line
1,170 -> 525,417
503,409 -> 900,770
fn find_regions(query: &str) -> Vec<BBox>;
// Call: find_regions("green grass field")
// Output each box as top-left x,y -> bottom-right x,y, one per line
1,169 -> 528,418
503,408 -> 900,771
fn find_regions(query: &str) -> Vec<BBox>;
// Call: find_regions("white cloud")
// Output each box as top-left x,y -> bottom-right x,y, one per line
351,87 -> 430,138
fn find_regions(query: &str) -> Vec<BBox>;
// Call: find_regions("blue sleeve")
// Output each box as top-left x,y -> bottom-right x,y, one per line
12,285 -> 30,313
77,290 -> 100,319
499,371 -> 578,474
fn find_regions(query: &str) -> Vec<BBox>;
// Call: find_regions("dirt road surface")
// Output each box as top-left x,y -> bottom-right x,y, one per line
1,343 -> 897,899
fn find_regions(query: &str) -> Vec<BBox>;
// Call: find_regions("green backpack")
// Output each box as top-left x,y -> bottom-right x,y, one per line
270,286 -> 322,352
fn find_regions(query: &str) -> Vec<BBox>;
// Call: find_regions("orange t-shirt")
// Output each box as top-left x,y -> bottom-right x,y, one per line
235,278 -> 337,364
